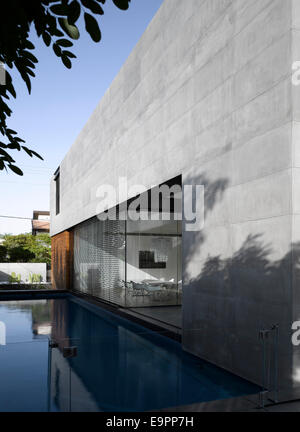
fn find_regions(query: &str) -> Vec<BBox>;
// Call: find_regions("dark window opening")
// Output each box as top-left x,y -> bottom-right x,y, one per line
54,168 -> 60,215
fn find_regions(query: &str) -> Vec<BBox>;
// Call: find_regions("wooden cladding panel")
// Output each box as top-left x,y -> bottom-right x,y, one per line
51,230 -> 73,290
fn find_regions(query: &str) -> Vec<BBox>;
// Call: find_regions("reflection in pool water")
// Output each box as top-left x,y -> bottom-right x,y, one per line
0,296 -> 260,411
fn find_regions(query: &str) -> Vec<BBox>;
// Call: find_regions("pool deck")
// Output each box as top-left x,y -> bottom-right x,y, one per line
129,306 -> 182,328
71,290 -> 182,341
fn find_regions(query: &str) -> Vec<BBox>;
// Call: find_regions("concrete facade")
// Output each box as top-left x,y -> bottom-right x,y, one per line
51,0 -> 300,399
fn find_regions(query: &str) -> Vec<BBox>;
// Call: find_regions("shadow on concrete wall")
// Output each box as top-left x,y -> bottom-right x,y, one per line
182,172 -> 299,401
0,270 -> 9,283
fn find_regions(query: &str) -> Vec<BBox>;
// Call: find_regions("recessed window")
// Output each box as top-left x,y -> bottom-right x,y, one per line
54,168 -> 60,215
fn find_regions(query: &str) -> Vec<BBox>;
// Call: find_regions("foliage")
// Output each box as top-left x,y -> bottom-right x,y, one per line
0,245 -> 7,261
2,233 -> 51,264
29,273 -> 43,283
29,233 -> 51,263
0,0 -> 131,175
9,246 -> 35,262
9,272 -> 21,283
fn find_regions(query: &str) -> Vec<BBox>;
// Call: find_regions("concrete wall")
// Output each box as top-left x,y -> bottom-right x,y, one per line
50,0 -> 300,398
0,263 -> 47,283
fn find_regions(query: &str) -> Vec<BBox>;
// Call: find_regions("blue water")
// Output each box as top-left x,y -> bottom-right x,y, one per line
0,295 -> 259,412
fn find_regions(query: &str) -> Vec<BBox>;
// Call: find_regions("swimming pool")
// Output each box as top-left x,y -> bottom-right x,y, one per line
0,295 -> 259,411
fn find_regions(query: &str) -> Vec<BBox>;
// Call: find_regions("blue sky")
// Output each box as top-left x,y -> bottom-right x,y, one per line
0,0 -> 164,234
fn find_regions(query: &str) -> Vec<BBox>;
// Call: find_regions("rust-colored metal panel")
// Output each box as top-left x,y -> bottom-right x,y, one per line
51,231 -> 74,290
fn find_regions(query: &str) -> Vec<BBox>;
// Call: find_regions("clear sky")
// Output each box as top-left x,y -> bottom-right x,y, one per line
0,0 -> 164,235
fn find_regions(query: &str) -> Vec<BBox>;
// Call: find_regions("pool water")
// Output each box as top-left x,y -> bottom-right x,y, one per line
0,295 -> 259,412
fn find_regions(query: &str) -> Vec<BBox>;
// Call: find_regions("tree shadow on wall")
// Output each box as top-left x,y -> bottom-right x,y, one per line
182,172 -> 300,394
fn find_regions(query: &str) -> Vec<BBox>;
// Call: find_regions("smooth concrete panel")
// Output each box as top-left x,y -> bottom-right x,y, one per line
231,215 -> 292,263
233,33 -> 291,111
233,0 -> 291,71
233,78 -> 292,149
293,0 -> 300,29
230,169 -> 292,224
194,114 -> 233,164
293,168 -> 300,215
232,123 -> 292,186
292,122 -> 300,168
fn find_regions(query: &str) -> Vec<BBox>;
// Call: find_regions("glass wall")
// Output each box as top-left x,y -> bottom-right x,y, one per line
72,178 -> 182,309
125,218 -> 181,307
73,218 -> 126,306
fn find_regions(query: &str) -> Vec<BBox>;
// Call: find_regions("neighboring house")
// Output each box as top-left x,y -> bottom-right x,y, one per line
50,1 -> 300,402
32,210 -> 50,236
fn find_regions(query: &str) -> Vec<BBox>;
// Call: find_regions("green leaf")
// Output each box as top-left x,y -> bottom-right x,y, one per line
52,28 -> 65,37
6,129 -> 17,135
53,43 -> 62,57
23,51 -> 38,63
6,82 -> 17,99
15,62 -> 30,93
82,0 -> 104,15
21,146 -> 33,157
68,0 -> 81,24
25,68 -> 35,78
29,149 -> 44,161
1,101 -> 12,116
14,137 -> 26,143
61,54 -> 72,69
84,13 -> 101,42
24,40 -> 35,50
8,164 -> 23,176
50,4 -> 69,16
7,142 -> 20,150
63,50 -> 77,59
21,146 -> 43,161
21,73 -> 32,94
59,18 -> 80,40
0,148 -> 15,161
42,32 -> 52,47
56,38 -> 73,47
112,0 -> 130,10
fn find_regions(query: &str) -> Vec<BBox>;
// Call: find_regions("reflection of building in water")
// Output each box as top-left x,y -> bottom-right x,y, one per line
0,300 -> 53,339
32,323 -> 51,337
49,298 -> 103,411
48,298 -> 187,412
31,301 -> 52,339
50,348 -> 99,412
51,298 -> 69,345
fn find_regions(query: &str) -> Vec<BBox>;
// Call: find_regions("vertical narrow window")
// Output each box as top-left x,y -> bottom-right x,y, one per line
54,168 -> 60,215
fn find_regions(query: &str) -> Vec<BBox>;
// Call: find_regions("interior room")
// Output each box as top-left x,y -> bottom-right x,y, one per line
73,176 -> 183,330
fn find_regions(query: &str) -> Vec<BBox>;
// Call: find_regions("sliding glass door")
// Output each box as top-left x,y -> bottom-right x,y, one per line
72,177 -> 182,309
125,218 -> 181,307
